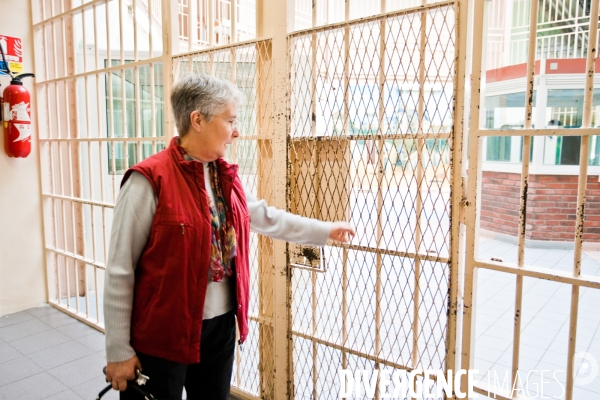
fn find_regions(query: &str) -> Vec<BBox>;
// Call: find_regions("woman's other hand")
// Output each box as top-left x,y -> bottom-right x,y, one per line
328,222 -> 355,243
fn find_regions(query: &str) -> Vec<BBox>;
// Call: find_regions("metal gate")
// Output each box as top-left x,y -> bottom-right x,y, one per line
463,1 -> 600,400
32,0 -> 172,329
288,2 -> 461,398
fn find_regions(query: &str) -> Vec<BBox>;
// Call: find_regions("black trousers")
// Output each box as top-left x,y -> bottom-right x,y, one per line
120,310 -> 237,400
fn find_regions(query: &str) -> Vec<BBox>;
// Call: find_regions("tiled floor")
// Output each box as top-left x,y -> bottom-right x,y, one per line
0,306 -> 245,400
0,305 -> 114,400
475,238 -> 600,399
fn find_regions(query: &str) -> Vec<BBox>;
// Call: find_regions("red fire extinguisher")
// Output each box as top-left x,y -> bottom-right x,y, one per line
2,73 -> 35,158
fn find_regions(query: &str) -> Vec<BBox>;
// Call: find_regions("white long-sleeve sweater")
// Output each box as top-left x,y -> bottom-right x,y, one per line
104,166 -> 331,362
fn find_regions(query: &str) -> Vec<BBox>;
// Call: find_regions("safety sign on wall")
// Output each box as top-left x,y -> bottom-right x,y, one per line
0,35 -> 23,75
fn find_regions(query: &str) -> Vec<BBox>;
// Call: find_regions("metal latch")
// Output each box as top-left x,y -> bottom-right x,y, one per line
289,244 -> 327,273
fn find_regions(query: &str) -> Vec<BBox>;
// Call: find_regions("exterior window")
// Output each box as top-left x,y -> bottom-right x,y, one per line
542,89 -> 600,166
486,136 -> 512,162
484,92 -> 535,163
106,61 -> 165,174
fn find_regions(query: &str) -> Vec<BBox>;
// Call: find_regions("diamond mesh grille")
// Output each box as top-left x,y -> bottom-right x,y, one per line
288,3 -> 456,398
173,39 -> 274,398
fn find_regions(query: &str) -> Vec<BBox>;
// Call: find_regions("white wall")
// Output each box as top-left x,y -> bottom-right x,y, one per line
0,0 -> 47,315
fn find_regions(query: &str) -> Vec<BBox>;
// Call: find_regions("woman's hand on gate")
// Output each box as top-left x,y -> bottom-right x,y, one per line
105,355 -> 141,391
328,222 -> 355,243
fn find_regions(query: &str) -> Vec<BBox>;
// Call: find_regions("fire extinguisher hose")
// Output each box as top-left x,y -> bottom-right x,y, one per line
0,42 -> 14,78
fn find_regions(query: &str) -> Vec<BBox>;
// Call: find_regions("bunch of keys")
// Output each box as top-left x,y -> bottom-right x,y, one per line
135,369 -> 150,386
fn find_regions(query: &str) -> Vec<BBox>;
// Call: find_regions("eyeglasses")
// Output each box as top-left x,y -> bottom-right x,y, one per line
215,115 -> 238,130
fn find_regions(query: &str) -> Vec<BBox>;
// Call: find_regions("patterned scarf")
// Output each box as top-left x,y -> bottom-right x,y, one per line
207,161 -> 238,282
176,138 -> 237,282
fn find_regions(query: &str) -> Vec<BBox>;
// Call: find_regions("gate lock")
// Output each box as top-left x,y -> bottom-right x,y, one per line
289,244 -> 327,273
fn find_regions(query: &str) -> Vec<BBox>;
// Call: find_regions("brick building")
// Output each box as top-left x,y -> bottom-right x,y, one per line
479,0 -> 600,246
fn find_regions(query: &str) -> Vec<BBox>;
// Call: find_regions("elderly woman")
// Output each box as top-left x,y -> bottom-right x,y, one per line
104,73 -> 354,399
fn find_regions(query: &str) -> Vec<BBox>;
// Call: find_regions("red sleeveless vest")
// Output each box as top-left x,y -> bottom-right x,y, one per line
121,137 -> 250,364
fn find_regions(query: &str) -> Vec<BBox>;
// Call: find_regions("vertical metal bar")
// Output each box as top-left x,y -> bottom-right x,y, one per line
375,2 -> 386,398
50,144 -> 62,303
510,0 -> 539,392
135,66 -> 142,163
447,0 -> 468,378
94,264 -> 100,323
412,0 -> 426,371
105,0 -> 117,200
86,147 -> 95,317
310,6 -> 318,397
82,9 -> 88,73
188,0 -> 194,52
231,0 -> 237,43
93,4 -> 99,71
462,0 -> 485,394
263,0 -> 294,396
161,0 -> 176,141
341,0 -> 350,376
51,21 -> 61,114
149,62 -> 156,154
565,2 -> 599,398
41,2 -> 50,81
68,143 -> 81,313
148,0 -> 153,58
522,0 -> 538,131
42,0 -> 60,308
133,0 -> 139,62
98,141 -> 109,264
122,69 -> 129,174
61,14 -> 69,82
209,0 -> 214,46
119,0 -> 124,64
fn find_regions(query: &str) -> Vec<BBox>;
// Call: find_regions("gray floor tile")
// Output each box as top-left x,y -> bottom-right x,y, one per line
476,335 -> 513,352
526,316 -> 563,330
474,345 -> 505,364
97,347 -> 107,359
575,376 -> 600,395
42,389 -> 84,400
26,305 -> 60,319
519,356 -> 539,371
574,386 -> 600,398
27,340 -> 94,370
72,375 -> 119,400
524,370 -> 566,398
37,312 -> 82,329
75,330 -> 105,352
0,356 -> 44,387
0,342 -> 23,364
538,350 -> 567,369
0,311 -> 34,328
10,329 -> 71,355
0,319 -> 53,342
47,352 -> 107,388
519,345 -> 546,360
522,325 -> 561,340
57,321 -> 100,339
0,372 -> 66,400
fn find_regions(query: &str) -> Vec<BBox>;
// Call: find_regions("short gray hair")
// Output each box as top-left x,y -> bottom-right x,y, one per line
171,73 -> 245,137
